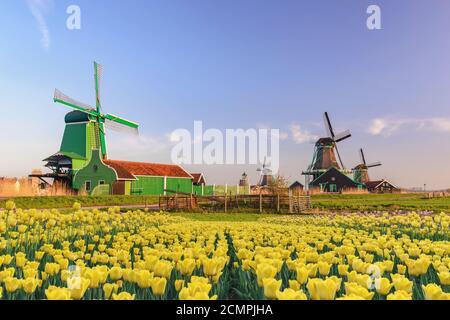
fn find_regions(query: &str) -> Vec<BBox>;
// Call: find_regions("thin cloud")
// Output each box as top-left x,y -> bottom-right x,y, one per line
368,117 -> 450,137
289,124 -> 318,144
27,0 -> 53,50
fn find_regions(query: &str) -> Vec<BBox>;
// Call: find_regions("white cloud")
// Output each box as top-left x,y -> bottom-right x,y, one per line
108,133 -> 173,161
289,124 -> 318,144
368,117 -> 450,137
27,0 -> 53,50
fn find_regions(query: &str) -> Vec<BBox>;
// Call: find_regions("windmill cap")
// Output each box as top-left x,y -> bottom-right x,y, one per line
65,110 -> 93,123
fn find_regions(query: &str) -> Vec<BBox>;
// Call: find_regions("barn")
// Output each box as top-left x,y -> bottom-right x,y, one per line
289,181 -> 304,195
365,180 -> 399,193
309,167 -> 362,193
72,149 -> 194,195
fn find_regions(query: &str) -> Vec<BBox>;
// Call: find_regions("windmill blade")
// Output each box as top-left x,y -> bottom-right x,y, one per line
323,112 -> 335,138
94,62 -> 103,112
335,144 -> 345,169
334,130 -> 351,143
54,89 -> 98,117
104,113 -> 139,129
360,148 -> 367,165
367,162 -> 382,168
105,118 -> 139,136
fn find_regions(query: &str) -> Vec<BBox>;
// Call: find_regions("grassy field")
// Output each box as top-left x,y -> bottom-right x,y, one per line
0,195 -> 159,209
310,193 -> 450,212
172,212 -> 280,221
1,193 -> 449,213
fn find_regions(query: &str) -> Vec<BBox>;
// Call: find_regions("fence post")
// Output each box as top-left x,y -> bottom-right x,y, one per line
289,189 -> 293,214
277,194 -> 280,213
224,194 -> 228,213
259,192 -> 262,214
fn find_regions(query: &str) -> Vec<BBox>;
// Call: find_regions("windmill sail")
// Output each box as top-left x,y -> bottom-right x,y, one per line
105,118 -> 139,135
54,89 -> 96,114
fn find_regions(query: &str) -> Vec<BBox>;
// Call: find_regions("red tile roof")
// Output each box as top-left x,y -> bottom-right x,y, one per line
104,160 -> 192,180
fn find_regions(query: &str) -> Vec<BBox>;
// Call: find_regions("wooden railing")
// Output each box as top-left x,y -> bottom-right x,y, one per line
159,192 -> 311,214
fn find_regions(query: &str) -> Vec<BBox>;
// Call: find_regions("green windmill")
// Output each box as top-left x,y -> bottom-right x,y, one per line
54,62 -> 139,160
43,62 -> 139,186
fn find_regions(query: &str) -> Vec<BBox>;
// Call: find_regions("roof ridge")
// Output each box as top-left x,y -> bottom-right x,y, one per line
105,159 -> 180,167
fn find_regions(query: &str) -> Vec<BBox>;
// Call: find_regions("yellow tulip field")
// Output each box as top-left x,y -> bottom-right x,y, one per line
0,203 -> 449,300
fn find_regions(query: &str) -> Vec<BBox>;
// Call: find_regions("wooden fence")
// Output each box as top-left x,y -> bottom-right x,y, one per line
159,192 -> 311,214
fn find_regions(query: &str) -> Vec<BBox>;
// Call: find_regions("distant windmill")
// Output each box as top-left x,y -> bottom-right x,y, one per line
53,62 -> 139,159
306,112 -> 351,173
257,157 -> 273,186
302,112 -> 353,191
353,148 -> 382,184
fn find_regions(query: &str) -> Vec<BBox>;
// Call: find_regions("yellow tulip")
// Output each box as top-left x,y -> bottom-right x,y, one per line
83,268 -> 101,288
22,278 -> 39,294
307,278 -> 339,300
375,278 -> 393,296
392,277 -> 413,293
288,280 -> 301,291
44,263 -> 60,276
338,264 -> 349,276
175,279 -> 185,292
397,265 -> 406,275
151,277 -> 167,296
109,266 -> 123,281
112,292 -> 135,300
153,260 -> 173,279
68,277 -> 90,300
179,288 -> 217,300
438,272 -> 450,285
262,278 -> 282,300
103,283 -> 119,299
337,294 -> 366,300
318,261 -> 331,276
295,266 -> 309,284
406,258 -> 430,277
179,259 -> 196,276
4,277 -> 21,293
387,290 -> 412,300
276,288 -> 307,300
203,258 -> 223,277
256,263 -> 278,287
422,284 -> 449,300
45,286 -> 71,300
344,282 -> 374,300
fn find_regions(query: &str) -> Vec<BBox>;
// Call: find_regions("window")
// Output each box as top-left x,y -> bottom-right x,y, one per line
85,181 -> 92,192
329,184 -> 337,193
98,180 -> 105,186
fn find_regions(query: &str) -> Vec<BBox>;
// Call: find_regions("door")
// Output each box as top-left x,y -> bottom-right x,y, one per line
112,181 -> 126,195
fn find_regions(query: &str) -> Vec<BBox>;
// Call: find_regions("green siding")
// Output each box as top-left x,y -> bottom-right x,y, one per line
60,123 -> 87,159
193,185 -> 203,195
72,149 -> 117,193
131,176 -> 165,195
203,185 -> 215,196
167,178 -> 192,194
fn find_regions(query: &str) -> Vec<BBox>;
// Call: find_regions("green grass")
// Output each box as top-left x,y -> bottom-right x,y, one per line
172,212 -> 281,222
311,193 -> 450,212
2,192 -> 450,213
0,195 -> 159,209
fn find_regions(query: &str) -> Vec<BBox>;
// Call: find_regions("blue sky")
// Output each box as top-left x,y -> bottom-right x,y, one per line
1,0 -> 450,189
